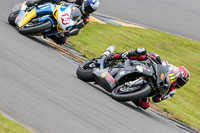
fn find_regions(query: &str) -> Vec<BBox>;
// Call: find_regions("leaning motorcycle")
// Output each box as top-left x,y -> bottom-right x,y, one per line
8,1 -> 82,36
76,46 -> 170,102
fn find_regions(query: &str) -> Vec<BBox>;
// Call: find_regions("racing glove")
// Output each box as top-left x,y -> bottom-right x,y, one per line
152,93 -> 166,103
106,53 -> 122,61
149,52 -> 162,64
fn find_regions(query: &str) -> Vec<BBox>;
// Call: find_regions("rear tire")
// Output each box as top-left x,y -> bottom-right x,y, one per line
76,61 -> 95,82
18,20 -> 53,35
8,10 -> 20,26
111,84 -> 152,102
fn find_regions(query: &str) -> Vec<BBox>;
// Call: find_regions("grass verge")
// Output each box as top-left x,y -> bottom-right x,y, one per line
0,114 -> 32,133
69,23 -> 200,130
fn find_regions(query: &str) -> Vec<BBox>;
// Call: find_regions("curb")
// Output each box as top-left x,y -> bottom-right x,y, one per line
91,13 -> 146,28
92,13 -> 189,40
92,12 -> 146,28
40,37 -> 87,63
89,16 -> 106,24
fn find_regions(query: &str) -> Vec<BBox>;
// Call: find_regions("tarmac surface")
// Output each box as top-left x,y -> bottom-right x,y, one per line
97,0 -> 200,41
0,0 -> 197,133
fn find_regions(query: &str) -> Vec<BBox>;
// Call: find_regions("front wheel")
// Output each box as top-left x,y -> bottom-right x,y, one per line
18,20 -> 53,35
111,83 -> 152,102
76,60 -> 98,82
8,10 -> 20,26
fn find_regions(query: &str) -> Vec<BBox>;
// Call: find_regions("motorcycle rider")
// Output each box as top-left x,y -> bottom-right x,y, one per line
107,48 -> 190,109
26,0 -> 100,45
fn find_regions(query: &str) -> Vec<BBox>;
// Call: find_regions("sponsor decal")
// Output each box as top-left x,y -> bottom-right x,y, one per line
100,72 -> 108,78
100,72 -> 115,85
142,66 -> 150,72
160,73 -> 165,80
119,71 -> 125,75
136,65 -> 143,72
60,5 -> 67,11
61,13 -> 70,25
142,66 -> 147,71
106,73 -> 116,85
168,73 -> 176,83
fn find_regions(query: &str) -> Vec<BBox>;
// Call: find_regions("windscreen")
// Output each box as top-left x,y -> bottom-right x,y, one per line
70,6 -> 82,21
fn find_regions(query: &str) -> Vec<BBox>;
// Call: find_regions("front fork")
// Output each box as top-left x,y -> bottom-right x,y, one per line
125,78 -> 147,88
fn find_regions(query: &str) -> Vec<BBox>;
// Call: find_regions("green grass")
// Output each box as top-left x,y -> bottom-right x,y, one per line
70,23 -> 200,130
0,114 -> 32,133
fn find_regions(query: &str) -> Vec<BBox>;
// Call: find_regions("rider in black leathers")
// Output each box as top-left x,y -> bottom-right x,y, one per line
107,48 -> 190,109
26,0 -> 100,44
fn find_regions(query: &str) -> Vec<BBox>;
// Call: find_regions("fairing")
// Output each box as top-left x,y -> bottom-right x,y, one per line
114,60 -> 154,83
16,2 -> 81,32
17,3 -> 56,27
93,68 -> 117,92
56,4 -> 80,32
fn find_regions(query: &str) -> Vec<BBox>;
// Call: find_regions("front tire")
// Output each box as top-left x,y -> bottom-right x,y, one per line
111,84 -> 152,102
18,20 -> 53,35
76,60 -> 97,82
8,10 -> 20,26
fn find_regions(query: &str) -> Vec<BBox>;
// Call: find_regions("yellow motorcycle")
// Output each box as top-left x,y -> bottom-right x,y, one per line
8,1 -> 82,35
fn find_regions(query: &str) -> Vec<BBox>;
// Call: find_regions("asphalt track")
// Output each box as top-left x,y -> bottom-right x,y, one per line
97,0 -> 200,41
0,0 -> 195,133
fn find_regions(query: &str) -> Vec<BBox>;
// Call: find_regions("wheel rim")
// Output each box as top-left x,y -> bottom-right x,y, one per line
22,21 -> 46,28
81,62 -> 96,70
115,85 -> 142,95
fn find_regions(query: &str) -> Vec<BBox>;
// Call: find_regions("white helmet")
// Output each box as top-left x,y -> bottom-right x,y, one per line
81,0 -> 100,14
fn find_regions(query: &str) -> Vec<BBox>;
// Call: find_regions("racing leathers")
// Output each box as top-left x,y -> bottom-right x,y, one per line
27,0 -> 89,45
107,48 -> 178,109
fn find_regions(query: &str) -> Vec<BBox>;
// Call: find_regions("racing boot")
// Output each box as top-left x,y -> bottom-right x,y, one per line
132,97 -> 150,110
47,35 -> 68,45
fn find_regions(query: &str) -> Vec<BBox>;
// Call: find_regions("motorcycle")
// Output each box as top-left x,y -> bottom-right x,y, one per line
8,1 -> 82,36
76,46 -> 170,102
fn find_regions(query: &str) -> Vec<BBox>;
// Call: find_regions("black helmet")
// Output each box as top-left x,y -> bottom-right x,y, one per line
81,0 -> 100,14
174,66 -> 190,89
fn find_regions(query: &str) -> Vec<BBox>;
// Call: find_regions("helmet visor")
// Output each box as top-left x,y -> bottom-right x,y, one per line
175,77 -> 187,88
82,1 -> 94,14
85,5 -> 94,14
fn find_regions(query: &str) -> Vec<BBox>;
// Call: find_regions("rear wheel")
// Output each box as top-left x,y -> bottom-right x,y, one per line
8,10 -> 20,26
18,20 -> 53,35
76,60 -> 98,82
111,83 -> 152,102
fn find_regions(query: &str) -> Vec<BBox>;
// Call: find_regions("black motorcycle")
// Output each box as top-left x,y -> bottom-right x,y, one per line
76,46 -> 169,102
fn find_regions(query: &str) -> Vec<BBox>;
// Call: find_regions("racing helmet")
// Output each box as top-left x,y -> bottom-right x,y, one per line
174,66 -> 190,89
81,0 -> 100,14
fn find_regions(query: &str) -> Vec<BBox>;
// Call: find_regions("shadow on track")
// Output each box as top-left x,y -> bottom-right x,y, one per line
81,79 -> 161,120
26,36 -> 52,47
